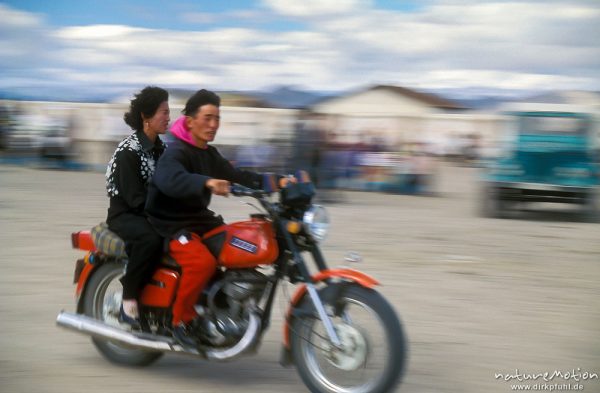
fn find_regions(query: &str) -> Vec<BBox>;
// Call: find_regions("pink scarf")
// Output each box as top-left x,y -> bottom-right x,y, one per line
169,116 -> 197,147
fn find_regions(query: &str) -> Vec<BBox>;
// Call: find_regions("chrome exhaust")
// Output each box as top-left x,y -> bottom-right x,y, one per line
56,311 -> 196,354
56,311 -> 262,361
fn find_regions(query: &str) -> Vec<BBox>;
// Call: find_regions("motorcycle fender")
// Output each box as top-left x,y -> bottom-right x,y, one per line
74,254 -> 99,310
282,268 -> 379,349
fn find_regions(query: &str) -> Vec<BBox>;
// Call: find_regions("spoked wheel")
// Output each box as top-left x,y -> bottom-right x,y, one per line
82,261 -> 162,366
290,284 -> 407,393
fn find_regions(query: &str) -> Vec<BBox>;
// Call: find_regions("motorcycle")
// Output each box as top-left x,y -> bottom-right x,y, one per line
56,176 -> 407,393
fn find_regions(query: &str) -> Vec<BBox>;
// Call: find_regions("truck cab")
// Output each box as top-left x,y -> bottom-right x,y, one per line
482,104 -> 599,220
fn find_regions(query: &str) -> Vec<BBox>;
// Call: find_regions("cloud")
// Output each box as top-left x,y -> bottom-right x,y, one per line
179,12 -> 216,25
302,1 -> 600,90
0,1 -> 599,99
0,4 -> 55,69
0,3 -> 42,27
260,0 -> 372,17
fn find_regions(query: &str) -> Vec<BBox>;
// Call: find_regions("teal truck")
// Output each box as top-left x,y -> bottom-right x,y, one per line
481,104 -> 599,221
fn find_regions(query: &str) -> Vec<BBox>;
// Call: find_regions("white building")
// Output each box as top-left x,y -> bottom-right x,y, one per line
311,84 -> 502,156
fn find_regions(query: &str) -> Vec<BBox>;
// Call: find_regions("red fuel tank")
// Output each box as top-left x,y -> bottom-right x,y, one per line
203,216 -> 278,268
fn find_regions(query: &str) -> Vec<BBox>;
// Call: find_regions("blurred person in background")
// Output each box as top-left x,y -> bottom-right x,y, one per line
105,86 -> 170,328
0,104 -> 10,150
406,143 -> 435,194
234,142 -> 274,172
291,111 -> 324,186
145,89 -> 291,348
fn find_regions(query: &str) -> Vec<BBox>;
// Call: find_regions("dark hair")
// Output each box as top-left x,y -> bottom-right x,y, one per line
183,89 -> 221,117
123,86 -> 169,132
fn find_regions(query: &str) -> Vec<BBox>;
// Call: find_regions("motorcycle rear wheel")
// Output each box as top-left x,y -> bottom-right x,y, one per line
290,284 -> 407,393
82,261 -> 163,366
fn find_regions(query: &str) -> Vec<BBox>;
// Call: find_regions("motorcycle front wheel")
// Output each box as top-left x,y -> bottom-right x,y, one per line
82,261 -> 163,366
290,284 -> 407,393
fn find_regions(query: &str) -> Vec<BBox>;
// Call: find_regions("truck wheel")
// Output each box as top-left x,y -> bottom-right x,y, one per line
582,190 -> 599,223
481,186 -> 507,218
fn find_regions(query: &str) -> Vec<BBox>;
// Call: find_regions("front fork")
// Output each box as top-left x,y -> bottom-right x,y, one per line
305,282 -> 342,346
279,220 -> 378,349
279,221 -> 341,346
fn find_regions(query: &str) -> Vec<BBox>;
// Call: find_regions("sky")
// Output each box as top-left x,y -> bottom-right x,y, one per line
1,0 -> 599,101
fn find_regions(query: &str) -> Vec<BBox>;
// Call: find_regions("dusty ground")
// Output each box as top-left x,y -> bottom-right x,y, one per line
0,162 -> 598,393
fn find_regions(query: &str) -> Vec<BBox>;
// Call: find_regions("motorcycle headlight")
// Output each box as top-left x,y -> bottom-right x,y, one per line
302,205 -> 330,242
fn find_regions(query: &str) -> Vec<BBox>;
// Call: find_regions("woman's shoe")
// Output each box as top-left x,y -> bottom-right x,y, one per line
119,304 -> 141,330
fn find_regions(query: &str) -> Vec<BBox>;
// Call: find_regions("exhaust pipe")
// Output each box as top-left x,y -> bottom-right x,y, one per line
56,311 -> 261,360
56,311 -> 194,353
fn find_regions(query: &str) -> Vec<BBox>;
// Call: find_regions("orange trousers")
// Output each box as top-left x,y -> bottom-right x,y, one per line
168,233 -> 217,326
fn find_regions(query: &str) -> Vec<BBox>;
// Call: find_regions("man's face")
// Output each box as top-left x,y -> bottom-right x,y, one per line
187,104 -> 220,148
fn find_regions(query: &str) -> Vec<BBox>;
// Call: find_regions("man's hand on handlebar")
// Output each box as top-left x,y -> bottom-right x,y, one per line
210,173 -> 300,198
278,175 -> 297,189
206,179 -> 231,196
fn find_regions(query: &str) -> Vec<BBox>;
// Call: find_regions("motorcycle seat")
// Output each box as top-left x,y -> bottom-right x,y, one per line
91,222 -> 127,258
90,222 -> 179,269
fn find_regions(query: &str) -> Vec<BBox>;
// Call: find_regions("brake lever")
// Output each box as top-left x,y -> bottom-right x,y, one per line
241,201 -> 262,212
230,184 -> 252,197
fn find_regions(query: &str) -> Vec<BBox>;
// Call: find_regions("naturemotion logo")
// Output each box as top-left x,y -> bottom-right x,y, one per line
495,369 -> 598,383
495,368 -> 598,391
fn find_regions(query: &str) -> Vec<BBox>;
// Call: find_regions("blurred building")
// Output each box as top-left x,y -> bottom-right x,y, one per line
309,84 -> 501,157
0,97 -> 297,170
2,86 -> 598,172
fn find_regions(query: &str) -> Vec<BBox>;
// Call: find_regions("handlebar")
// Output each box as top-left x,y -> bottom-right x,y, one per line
230,184 -> 269,199
231,176 -> 315,216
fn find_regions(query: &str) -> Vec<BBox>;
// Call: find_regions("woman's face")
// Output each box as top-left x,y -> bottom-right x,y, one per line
146,101 -> 170,135
187,104 -> 220,148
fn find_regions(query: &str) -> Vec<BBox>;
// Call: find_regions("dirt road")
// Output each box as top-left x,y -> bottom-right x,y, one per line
0,163 -> 598,393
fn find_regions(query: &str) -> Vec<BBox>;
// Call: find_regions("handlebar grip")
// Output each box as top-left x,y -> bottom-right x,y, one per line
231,184 -> 265,197
231,184 -> 249,196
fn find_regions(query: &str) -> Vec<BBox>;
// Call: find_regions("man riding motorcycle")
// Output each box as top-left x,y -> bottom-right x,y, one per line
146,89 -> 290,348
